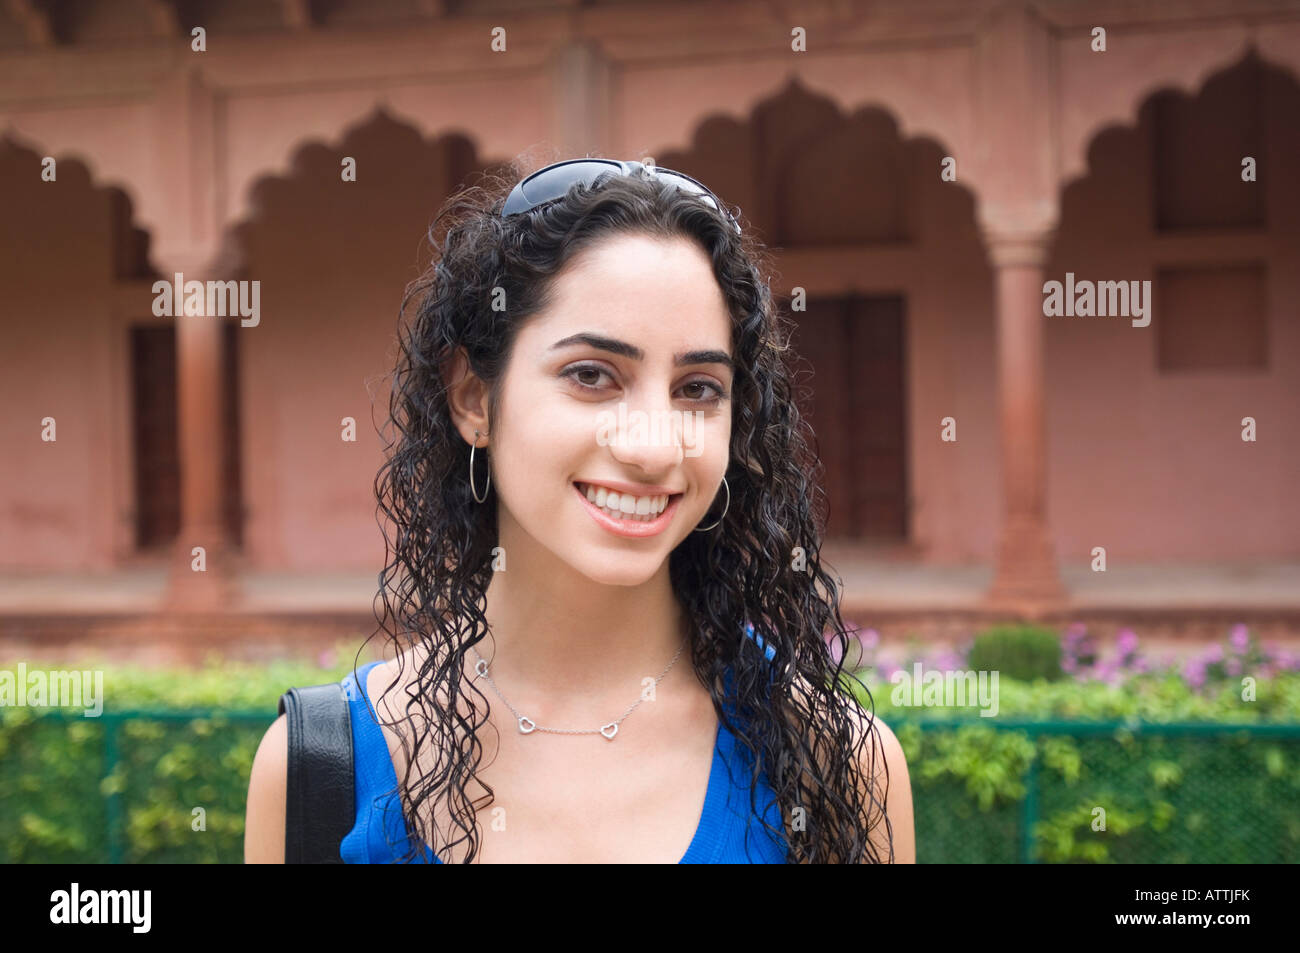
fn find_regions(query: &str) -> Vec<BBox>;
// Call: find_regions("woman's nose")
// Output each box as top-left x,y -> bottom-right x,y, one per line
604,400 -> 687,471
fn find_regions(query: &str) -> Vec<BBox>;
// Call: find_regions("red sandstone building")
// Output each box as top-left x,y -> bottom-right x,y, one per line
1,0 -> 1297,654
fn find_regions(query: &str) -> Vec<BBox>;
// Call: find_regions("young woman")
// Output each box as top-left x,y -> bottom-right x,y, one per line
245,158 -> 914,864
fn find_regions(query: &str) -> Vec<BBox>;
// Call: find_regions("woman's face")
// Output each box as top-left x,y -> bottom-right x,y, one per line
482,232 -> 734,587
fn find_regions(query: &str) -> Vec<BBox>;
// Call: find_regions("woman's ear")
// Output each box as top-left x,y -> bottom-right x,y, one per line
442,347 -> 491,446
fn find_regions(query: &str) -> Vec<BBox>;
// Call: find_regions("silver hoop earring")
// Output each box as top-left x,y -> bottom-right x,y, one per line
469,430 -> 491,503
693,476 -> 729,532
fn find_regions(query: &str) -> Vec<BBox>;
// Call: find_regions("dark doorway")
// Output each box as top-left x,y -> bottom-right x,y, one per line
130,321 -> 243,550
787,294 -> 908,540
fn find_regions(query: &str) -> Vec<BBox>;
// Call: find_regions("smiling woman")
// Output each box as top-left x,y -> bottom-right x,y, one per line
244,157 -> 914,864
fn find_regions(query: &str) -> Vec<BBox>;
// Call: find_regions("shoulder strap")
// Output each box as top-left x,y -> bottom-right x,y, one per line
277,681 -> 355,864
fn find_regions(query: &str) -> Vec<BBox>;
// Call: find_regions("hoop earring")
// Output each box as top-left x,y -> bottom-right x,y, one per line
693,476 -> 729,532
469,430 -> 491,504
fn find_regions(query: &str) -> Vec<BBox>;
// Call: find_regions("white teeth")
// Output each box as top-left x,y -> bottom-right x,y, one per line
578,483 -> 672,522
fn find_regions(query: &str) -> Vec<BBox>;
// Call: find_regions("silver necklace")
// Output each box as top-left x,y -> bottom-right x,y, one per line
469,642 -> 685,740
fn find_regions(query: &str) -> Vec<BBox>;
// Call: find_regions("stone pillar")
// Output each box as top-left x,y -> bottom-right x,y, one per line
549,39 -> 611,158
982,230 -> 1066,615
161,257 -> 237,612
150,66 -> 237,612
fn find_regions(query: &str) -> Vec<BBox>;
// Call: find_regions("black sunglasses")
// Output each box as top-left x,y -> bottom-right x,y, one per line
501,158 -> 742,235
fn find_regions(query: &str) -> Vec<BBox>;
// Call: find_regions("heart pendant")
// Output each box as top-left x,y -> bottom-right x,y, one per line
518,716 -> 536,734
600,722 -> 619,740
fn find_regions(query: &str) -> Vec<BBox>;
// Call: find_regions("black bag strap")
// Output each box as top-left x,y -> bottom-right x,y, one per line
277,681 -> 354,864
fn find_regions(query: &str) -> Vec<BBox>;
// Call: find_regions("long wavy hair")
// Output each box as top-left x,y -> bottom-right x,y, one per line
360,157 -> 891,863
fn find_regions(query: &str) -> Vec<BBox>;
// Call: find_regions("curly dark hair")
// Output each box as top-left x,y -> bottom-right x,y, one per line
359,157 -> 892,863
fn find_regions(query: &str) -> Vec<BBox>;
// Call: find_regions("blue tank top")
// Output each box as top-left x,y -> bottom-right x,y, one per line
337,629 -> 787,864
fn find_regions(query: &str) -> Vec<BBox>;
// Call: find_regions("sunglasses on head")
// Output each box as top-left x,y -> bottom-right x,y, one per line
500,158 -> 742,235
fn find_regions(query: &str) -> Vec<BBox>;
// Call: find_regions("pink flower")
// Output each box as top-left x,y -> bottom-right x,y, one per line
827,637 -> 845,665
934,650 -> 963,671
860,628 -> 880,649
318,648 -> 336,668
1204,643 -> 1224,663
1117,629 -> 1139,656
1230,625 -> 1250,653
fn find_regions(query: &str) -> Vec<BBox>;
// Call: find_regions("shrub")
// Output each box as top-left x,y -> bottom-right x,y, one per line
967,624 -> 1063,682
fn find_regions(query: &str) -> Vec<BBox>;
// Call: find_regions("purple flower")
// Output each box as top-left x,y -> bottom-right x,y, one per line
1183,659 -> 1207,689
827,637 -> 846,665
1230,625 -> 1250,653
861,628 -> 880,650
934,650 -> 963,671
1062,656 -> 1076,672
1117,629 -> 1139,656
1204,643 -> 1224,663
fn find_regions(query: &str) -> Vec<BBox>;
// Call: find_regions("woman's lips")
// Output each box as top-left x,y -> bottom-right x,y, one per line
573,482 -> 683,538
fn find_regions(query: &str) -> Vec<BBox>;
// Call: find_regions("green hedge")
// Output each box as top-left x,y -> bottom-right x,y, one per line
3,649 -> 1299,863
1,651 -> 362,864
966,624 -> 1063,682
849,667 -> 1300,862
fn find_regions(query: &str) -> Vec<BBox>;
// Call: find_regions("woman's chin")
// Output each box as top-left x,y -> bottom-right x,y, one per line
570,555 -> 664,588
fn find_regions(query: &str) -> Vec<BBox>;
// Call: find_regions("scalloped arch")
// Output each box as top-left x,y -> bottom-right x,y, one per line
1060,44 -> 1298,195
640,71 -> 970,183
229,102 -> 493,238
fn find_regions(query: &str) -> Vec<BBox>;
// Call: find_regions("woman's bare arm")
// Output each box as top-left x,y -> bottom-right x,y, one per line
244,714 -> 288,864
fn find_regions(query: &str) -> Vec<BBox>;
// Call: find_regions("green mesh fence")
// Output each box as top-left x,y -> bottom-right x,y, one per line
899,719 -> 1300,864
3,709 -> 1298,863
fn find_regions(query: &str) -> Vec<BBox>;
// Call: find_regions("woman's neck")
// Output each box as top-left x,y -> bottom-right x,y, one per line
472,532 -> 691,712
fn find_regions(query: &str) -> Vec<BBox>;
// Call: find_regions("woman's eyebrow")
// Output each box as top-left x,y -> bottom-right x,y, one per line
549,333 -> 733,371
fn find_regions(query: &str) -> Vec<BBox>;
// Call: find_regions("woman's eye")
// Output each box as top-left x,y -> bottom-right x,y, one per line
562,365 -> 613,392
679,380 -> 728,404
562,365 -> 727,403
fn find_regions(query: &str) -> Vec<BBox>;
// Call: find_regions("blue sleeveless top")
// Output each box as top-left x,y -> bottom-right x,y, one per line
337,628 -> 787,864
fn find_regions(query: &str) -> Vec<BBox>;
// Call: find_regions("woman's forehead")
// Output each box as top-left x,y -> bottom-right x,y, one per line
521,235 -> 732,351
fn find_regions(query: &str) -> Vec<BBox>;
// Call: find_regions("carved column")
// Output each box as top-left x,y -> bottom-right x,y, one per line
160,257 -> 238,612
152,66 -> 237,611
549,39 -> 611,159
982,229 -> 1066,614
